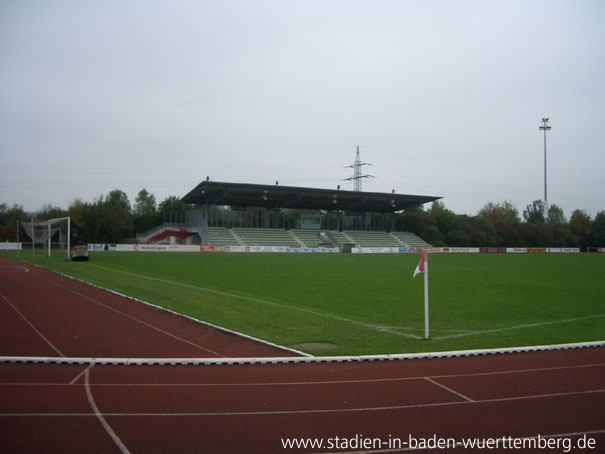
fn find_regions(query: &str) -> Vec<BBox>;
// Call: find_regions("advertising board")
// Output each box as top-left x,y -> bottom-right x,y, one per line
526,248 -> 547,253
480,247 -> 506,253
0,242 -> 22,251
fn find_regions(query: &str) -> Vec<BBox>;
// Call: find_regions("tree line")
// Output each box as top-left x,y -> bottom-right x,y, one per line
1,191 -> 604,248
397,200 -> 605,249
0,189 -> 184,244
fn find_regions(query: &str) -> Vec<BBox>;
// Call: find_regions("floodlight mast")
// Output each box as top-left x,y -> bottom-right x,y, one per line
539,118 -> 551,222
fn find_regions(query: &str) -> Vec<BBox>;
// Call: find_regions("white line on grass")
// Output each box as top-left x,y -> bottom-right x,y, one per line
89,264 -> 423,339
434,313 -> 605,340
380,326 -> 474,333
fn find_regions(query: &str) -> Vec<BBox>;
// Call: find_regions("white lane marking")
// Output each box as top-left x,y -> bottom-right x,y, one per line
425,377 -> 475,402
34,274 -> 225,358
69,364 -> 93,385
0,291 -> 64,357
2,362 -> 604,388
2,389 -> 603,418
84,368 -> 131,454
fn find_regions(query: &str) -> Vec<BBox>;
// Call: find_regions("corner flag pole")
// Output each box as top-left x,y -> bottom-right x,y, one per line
423,251 -> 429,340
31,217 -> 35,262
413,250 -> 430,340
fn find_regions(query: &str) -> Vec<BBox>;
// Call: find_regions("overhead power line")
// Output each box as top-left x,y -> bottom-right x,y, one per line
344,145 -> 374,192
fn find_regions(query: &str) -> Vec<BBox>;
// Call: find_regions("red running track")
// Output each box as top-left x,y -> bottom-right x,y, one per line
1,257 -> 604,453
0,256 -> 296,358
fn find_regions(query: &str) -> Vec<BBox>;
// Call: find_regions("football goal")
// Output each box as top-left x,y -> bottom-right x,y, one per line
21,217 -> 71,261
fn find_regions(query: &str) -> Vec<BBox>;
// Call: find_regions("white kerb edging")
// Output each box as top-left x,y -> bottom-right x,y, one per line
1,340 -> 603,366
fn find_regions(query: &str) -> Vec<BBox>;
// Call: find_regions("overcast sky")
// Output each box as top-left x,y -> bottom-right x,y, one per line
1,0 -> 603,218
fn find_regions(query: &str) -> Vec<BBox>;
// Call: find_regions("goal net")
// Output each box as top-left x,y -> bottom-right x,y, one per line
21,217 -> 71,260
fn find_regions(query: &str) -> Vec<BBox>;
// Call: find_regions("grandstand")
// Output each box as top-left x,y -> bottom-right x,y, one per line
232,228 -> 301,248
291,229 -> 324,247
391,231 -> 431,248
207,227 -> 241,246
139,225 -> 431,250
346,230 -> 400,247
136,223 -> 183,244
137,181 -> 440,250
326,231 -> 353,247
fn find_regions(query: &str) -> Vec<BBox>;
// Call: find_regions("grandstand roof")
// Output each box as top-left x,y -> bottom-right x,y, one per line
182,181 -> 441,213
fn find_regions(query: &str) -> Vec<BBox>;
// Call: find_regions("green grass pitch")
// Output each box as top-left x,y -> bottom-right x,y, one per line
5,251 -> 605,356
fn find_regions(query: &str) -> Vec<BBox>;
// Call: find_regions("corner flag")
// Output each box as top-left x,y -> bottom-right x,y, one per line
413,251 -> 426,278
412,250 -> 430,340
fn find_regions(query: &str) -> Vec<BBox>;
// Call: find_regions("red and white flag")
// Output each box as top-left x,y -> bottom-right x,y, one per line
413,250 -> 427,278
412,250 -> 430,340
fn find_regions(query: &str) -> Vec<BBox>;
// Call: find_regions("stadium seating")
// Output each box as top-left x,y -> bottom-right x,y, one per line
345,230 -> 400,247
326,231 -> 354,246
232,228 -> 300,247
290,229 -> 323,247
391,231 -> 431,248
207,227 -> 241,246
201,227 -> 430,249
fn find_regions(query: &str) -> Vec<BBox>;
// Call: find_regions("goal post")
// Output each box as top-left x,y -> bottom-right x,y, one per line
20,217 -> 71,261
